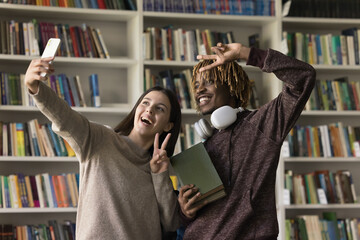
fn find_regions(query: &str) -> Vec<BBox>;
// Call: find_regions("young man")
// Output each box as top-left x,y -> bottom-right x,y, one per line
177,43 -> 316,239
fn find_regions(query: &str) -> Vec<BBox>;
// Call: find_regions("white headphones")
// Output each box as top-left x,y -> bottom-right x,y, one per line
194,105 -> 244,140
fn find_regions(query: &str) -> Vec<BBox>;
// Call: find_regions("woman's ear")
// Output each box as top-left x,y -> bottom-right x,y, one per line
164,122 -> 174,132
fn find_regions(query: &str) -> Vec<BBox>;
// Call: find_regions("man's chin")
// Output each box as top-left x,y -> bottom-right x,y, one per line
199,105 -> 216,115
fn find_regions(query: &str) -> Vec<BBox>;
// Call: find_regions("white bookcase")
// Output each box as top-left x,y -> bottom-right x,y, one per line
277,17 -> 360,240
4,1 -> 360,239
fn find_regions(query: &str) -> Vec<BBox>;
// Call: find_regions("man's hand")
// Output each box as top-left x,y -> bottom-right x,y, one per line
197,43 -> 250,72
178,184 -> 208,219
150,133 -> 171,174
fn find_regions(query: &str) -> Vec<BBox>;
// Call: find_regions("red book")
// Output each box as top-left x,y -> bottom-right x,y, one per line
69,26 -> 80,57
97,0 -> 106,8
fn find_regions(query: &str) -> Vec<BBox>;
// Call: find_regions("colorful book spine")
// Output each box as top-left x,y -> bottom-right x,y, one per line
89,74 -> 100,107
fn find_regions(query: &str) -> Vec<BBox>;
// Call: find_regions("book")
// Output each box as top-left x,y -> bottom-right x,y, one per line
170,142 -> 226,206
89,73 -> 100,107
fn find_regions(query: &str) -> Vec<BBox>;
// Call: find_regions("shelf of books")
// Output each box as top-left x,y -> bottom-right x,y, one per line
280,1 -> 360,238
0,0 -> 138,234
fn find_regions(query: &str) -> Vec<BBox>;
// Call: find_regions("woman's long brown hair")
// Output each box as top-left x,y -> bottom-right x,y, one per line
114,86 -> 181,157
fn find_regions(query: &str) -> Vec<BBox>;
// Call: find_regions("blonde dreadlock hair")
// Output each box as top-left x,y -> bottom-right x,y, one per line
191,60 -> 251,110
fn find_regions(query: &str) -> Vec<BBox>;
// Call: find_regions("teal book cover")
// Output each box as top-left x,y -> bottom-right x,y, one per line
170,142 -> 225,205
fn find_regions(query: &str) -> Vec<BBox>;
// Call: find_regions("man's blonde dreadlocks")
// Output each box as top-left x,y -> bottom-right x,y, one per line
191,60 -> 251,109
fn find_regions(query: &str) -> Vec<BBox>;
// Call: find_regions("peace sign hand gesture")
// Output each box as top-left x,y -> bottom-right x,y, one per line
150,133 -> 171,174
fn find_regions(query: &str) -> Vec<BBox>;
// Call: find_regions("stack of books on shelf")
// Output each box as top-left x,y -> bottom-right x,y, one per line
1,0 -> 136,10
0,220 -> 76,240
143,0 -> 275,16
144,68 -> 260,110
284,169 -> 357,205
286,0 -> 360,18
0,172 -> 79,208
286,212 -> 360,240
0,72 -> 90,108
144,68 -> 195,109
143,26 -> 235,61
0,120 -> 76,157
0,20 -> 109,58
284,27 -> 360,66
305,77 -> 360,111
286,123 -> 360,158
174,123 -> 202,155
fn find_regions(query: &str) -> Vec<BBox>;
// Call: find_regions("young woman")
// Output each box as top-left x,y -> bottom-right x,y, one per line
24,57 -> 182,240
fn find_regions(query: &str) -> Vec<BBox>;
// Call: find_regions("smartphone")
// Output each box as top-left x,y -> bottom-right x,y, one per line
40,38 -> 61,77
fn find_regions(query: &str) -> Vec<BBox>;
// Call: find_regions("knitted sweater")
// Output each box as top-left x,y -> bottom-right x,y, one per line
32,83 -> 180,240
182,48 -> 316,240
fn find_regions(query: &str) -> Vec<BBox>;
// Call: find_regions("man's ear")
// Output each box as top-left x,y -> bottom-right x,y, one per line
164,122 -> 174,132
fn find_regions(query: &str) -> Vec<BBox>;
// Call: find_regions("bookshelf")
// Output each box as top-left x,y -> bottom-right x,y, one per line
278,14 -> 360,239
6,0 -> 360,239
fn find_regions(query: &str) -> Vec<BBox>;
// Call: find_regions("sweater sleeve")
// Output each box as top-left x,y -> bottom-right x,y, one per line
31,82 -> 93,160
245,47 -> 316,143
151,170 -> 180,232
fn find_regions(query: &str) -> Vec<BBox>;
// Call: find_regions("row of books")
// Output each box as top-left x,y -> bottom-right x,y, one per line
305,78 -> 360,111
284,169 -> 357,205
285,28 -> 360,66
1,0 -> 136,10
0,172 -> 79,209
0,72 -> 102,108
286,0 -> 360,19
0,120 -> 76,157
143,26 -> 235,61
144,68 -> 260,110
174,123 -> 202,155
286,123 -> 360,158
144,68 -> 195,109
143,0 -> 275,16
285,213 -> 360,240
0,19 -> 110,59
0,220 -> 76,240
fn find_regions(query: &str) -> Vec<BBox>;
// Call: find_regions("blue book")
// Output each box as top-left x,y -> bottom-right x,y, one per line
59,74 -> 73,106
46,124 -> 61,157
48,175 -> 58,208
89,74 -> 101,107
67,76 -> 81,107
124,0 -> 136,10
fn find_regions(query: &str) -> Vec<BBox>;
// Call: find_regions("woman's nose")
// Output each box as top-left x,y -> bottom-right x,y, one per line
146,106 -> 153,114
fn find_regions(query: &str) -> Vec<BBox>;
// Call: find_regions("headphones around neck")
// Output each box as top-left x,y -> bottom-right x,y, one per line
194,105 -> 244,140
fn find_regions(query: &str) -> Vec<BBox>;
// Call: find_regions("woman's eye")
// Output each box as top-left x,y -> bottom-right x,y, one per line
142,101 -> 149,105
157,107 -> 165,112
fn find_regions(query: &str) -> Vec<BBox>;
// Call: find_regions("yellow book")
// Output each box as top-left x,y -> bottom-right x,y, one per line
33,119 -> 46,156
331,81 -> 343,111
9,174 -> 22,208
24,176 -> 34,207
16,123 -> 25,157
204,29 -> 213,51
63,139 -> 75,157
312,127 -> 320,157
66,173 -> 77,207
170,175 -> 178,190
71,173 -> 79,203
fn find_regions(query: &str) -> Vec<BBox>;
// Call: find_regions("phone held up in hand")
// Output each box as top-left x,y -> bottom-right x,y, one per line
40,38 -> 61,77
